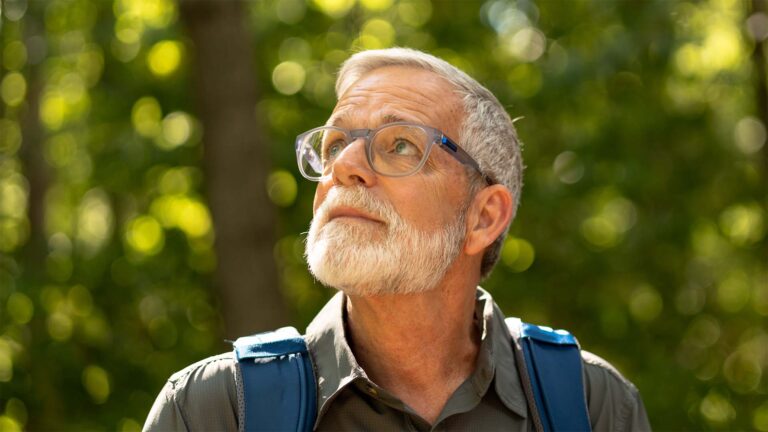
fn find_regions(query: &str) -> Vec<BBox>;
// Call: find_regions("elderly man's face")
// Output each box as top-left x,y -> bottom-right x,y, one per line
315,66 -> 468,228
304,66 -> 474,294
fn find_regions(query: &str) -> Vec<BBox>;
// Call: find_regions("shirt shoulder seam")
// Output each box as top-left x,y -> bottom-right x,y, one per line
581,351 -> 638,394
581,351 -> 639,431
166,352 -> 235,392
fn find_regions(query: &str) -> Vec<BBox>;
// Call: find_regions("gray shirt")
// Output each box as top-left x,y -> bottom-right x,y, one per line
144,288 -> 651,431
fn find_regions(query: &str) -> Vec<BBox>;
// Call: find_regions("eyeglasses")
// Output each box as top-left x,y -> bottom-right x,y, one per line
295,122 -> 488,182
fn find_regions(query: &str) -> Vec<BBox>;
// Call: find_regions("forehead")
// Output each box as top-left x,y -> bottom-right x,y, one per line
330,66 -> 464,134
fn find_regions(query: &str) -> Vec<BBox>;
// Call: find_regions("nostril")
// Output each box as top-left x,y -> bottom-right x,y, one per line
333,170 -> 367,186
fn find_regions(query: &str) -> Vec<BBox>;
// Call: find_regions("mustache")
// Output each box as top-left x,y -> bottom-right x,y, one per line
314,186 -> 397,226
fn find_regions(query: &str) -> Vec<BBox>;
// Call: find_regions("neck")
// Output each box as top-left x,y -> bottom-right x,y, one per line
344,260 -> 481,424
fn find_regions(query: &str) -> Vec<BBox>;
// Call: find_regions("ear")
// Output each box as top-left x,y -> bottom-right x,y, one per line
464,185 -> 514,256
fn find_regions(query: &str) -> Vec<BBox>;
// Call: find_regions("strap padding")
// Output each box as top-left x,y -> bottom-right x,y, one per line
234,327 -> 317,432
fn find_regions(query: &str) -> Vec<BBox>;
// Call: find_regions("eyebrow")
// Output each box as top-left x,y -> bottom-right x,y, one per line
327,112 -> 411,128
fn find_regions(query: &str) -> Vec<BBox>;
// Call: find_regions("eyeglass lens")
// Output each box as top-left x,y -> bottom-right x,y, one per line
299,125 -> 431,178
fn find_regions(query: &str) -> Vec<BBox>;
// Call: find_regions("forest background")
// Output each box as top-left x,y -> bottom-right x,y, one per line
0,0 -> 766,430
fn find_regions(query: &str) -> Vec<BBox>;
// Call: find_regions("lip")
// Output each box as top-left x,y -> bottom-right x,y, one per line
328,206 -> 383,224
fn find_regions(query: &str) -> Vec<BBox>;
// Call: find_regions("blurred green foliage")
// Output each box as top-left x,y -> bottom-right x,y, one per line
0,0 -> 766,430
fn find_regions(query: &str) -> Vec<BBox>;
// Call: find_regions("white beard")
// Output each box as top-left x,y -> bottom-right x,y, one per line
305,186 -> 467,296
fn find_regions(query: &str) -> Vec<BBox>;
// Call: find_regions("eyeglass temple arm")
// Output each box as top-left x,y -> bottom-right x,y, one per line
438,136 -> 493,184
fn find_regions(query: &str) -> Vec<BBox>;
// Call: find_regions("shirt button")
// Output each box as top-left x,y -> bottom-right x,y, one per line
366,385 -> 378,396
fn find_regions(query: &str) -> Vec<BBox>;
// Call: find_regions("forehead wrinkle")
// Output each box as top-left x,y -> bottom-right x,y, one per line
330,67 -> 465,142
328,107 -> 422,129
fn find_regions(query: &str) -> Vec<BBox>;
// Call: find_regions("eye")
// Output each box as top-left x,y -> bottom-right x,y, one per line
393,139 -> 417,155
325,140 -> 345,159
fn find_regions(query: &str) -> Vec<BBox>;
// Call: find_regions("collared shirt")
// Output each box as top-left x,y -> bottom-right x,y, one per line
144,288 -> 651,431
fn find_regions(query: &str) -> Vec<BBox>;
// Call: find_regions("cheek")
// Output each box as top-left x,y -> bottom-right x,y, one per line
395,178 -> 459,230
313,184 -> 330,214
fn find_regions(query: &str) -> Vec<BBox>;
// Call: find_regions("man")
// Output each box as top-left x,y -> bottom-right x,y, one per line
144,48 -> 651,431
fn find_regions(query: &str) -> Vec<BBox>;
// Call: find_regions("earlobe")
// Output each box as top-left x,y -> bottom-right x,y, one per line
464,185 -> 514,256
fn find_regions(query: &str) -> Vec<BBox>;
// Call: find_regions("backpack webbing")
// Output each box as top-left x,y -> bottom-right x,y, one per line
507,318 -> 592,432
234,320 -> 591,432
233,327 -> 316,432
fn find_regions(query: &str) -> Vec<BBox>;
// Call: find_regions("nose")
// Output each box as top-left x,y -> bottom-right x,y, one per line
328,138 -> 377,187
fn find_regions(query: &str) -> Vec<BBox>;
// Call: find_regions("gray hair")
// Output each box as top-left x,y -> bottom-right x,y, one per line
335,47 -> 524,279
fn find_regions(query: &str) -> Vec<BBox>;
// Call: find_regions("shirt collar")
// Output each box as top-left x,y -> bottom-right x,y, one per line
304,287 -> 528,428
479,287 -> 529,418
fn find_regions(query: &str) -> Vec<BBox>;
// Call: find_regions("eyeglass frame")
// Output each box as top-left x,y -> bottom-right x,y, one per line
294,121 -> 491,184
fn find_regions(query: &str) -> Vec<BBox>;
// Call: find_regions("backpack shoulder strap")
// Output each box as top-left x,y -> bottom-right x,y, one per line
233,326 -> 317,432
506,317 -> 592,432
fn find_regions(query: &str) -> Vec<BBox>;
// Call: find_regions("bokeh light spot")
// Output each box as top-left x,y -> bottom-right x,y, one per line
4,398 -> 27,428
0,339 -> 12,382
76,189 -> 114,257
68,285 -> 94,318
275,0 -> 306,24
158,167 -> 194,195
118,418 -> 142,432
629,284 -> 663,322
734,117 -> 766,155
3,0 -> 28,21
278,37 -> 311,62
40,92 -> 67,130
6,292 -> 33,324
719,203 -> 765,246
272,61 -> 306,95
501,237 -> 535,272
553,151 -> 584,184
159,111 -> 193,149
125,215 -> 164,255
717,271 -> 751,313
147,40 -> 182,77
114,0 -> 177,29
267,170 -> 297,207
0,177 -> 27,219
507,27 -> 547,62
47,312 -> 73,341
312,0 -> 355,18
3,41 -> 28,71
115,14 -> 144,44
0,119 -> 22,155
684,315 -> 721,348
398,0 -> 432,27
0,218 -> 28,252
723,349 -> 762,393
82,365 -> 110,404
700,390 -> 736,425
362,19 -> 396,48
0,417 -> 21,432
1,72 -> 27,107
581,216 -> 618,249
131,96 -> 162,138
754,401 -> 768,431
360,0 -> 392,11
150,195 -> 212,239
176,199 -> 212,238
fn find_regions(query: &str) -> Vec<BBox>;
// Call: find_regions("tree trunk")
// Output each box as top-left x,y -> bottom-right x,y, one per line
752,0 -> 768,174
179,0 -> 288,339
17,12 -> 48,273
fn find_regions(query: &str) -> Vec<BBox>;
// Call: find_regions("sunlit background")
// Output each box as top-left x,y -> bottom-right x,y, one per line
0,0 -> 766,430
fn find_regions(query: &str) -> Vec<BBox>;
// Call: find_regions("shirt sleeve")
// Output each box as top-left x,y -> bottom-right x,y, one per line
143,380 -> 190,432
142,353 -> 240,432
581,351 -> 652,432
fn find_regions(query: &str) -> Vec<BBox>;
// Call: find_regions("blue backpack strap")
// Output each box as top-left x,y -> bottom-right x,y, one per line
506,318 -> 592,432
233,326 -> 317,432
